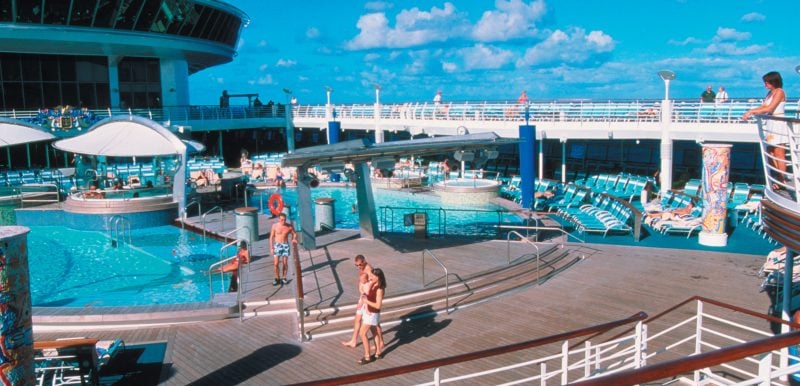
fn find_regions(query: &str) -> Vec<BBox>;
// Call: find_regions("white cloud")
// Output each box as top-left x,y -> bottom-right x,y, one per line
306,27 -> 320,39
703,42 -> 770,56
714,27 -> 750,42
741,12 -> 765,22
460,44 -> 514,70
298,76 -> 309,81
472,0 -> 547,42
257,75 -> 274,85
365,1 -> 393,11
345,3 -> 467,50
258,64 -> 268,71
276,59 -> 297,68
442,62 -> 458,73
668,37 -> 701,46
517,28 -> 615,67
257,40 -> 268,48
364,53 -> 381,61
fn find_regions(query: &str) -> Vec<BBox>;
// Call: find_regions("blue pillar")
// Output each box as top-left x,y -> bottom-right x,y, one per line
327,121 -> 340,145
519,125 -> 536,208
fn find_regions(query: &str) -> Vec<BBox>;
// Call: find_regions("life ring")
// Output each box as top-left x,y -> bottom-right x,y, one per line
268,193 -> 284,216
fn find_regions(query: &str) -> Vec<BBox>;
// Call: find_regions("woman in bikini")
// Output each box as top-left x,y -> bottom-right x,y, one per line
743,71 -> 787,190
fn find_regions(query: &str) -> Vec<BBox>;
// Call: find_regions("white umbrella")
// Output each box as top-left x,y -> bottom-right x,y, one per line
53,116 -> 185,157
0,118 -> 55,147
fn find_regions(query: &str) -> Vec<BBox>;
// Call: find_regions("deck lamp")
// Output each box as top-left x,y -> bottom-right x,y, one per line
658,70 -> 676,100
325,86 -> 333,105
795,64 -> 800,74
658,70 -> 676,99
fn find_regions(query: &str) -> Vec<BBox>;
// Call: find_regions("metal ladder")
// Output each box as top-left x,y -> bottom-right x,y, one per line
108,215 -> 131,247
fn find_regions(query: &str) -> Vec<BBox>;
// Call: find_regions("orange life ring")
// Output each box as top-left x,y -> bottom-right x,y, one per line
268,193 -> 284,216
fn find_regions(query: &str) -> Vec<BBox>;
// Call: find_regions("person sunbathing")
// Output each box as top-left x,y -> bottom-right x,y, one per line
648,203 -> 694,221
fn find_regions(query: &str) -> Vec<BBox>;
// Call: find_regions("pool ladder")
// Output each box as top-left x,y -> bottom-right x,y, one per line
109,215 -> 131,248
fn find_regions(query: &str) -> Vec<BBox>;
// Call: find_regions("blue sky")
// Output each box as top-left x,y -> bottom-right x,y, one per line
188,0 -> 800,105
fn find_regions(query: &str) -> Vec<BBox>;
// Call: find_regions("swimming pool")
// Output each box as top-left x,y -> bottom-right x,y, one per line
250,186 -> 524,235
28,225 -> 224,307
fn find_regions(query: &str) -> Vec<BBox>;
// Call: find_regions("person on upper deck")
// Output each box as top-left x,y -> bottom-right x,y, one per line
700,85 -> 716,103
743,71 -> 788,190
715,86 -> 729,104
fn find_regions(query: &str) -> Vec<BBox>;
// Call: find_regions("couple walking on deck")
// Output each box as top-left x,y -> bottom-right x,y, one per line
341,254 -> 388,364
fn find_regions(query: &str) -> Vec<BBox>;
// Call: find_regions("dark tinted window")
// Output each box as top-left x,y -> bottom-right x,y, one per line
0,0 -> 12,22
135,0 -> 160,31
94,0 -> 119,27
44,1 -> 70,25
116,0 -> 144,30
70,0 -> 97,26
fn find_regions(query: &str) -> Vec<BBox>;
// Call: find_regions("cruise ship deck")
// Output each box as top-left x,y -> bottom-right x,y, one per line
29,206 -> 769,385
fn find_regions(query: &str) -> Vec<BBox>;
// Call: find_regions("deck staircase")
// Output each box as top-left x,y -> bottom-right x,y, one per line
253,242 -> 586,339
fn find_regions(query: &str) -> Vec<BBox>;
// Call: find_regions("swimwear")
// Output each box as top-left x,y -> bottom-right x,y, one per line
361,308 -> 380,326
273,242 -> 290,257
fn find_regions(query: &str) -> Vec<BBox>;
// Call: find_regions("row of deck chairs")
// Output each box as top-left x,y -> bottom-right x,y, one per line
0,169 -> 71,187
643,191 -> 704,237
499,177 -> 561,209
554,192 -> 634,237
573,173 -> 655,202
683,179 -> 765,209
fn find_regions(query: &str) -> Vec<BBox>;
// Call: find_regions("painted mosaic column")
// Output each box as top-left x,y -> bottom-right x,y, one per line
0,226 -> 34,385
699,144 -> 732,247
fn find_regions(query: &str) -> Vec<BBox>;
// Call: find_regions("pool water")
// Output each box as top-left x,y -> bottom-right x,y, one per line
28,225 -> 225,307
251,186 -> 522,233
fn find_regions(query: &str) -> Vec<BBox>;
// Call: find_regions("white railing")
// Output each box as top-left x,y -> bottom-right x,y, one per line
412,298 -> 800,385
756,115 -> 800,212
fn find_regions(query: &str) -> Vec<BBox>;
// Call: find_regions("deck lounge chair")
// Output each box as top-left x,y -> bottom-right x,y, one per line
35,338 -> 125,386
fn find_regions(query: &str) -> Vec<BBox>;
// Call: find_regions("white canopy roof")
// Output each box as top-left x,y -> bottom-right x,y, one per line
53,116 -> 186,157
0,118 -> 55,147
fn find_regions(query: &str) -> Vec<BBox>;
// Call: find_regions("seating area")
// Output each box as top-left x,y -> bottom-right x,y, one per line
554,192 -> 635,237
35,338 -> 125,386
643,191 -> 703,238
573,173 -> 655,202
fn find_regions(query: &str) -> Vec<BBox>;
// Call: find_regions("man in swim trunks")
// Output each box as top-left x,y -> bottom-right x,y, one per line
270,212 -> 298,285
341,254 -> 372,347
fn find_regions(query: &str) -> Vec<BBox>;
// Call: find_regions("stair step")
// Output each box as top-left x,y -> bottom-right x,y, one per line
301,246 -> 584,338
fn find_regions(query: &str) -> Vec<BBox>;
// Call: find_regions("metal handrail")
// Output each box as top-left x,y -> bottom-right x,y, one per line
506,231 -> 541,285
421,249 -> 449,313
108,215 -> 131,247
497,224 -> 586,245
182,198 -> 201,229
19,183 -> 59,207
201,206 -> 225,240
208,239 -> 240,297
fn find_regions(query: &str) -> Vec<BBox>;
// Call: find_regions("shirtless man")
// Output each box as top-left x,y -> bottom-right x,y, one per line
270,213 -> 298,285
342,254 -> 373,347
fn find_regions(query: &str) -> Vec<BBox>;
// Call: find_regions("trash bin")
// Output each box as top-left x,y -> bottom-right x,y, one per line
234,207 -> 258,243
314,197 -> 335,232
413,212 -> 427,239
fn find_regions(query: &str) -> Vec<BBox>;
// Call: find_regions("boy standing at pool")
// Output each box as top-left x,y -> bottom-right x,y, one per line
270,213 -> 298,285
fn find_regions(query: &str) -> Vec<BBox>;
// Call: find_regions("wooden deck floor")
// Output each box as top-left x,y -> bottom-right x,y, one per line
33,222 -> 770,384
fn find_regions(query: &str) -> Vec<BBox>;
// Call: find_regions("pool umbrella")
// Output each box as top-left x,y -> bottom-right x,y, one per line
52,116 -> 185,157
0,118 -> 55,147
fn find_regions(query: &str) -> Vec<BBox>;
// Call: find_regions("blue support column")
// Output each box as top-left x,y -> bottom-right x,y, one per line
327,121 -> 340,145
518,125 -> 536,208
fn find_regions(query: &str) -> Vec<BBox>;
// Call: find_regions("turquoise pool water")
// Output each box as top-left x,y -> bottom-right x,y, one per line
251,186 -> 523,235
28,225 -> 225,307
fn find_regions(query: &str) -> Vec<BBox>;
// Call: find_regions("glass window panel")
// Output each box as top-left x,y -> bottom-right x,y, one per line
42,83 -> 60,107
116,0 -> 144,30
21,57 -> 41,81
41,57 -> 60,81
146,60 -> 159,82
131,61 -> 146,82
197,9 -> 220,39
166,0 -> 190,34
94,0 -> 119,27
44,0 -> 69,24
59,57 -> 76,81
223,18 -> 243,46
177,4 -> 200,35
0,0 -> 12,22
135,0 -> 159,31
188,6 -> 210,37
17,1 -> 43,23
118,61 -> 132,82
96,83 -> 110,108
23,83 -> 43,108
132,91 -> 147,108
69,0 -> 97,26
3,83 -> 22,109
1,57 -> 21,81
61,83 -> 79,107
206,12 -> 226,42
79,83 -> 95,107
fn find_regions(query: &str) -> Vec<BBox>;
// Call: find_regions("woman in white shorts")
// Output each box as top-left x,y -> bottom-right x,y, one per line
357,268 -> 387,364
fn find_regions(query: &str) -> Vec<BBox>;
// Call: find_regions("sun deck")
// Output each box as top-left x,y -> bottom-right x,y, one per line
30,204 -> 770,384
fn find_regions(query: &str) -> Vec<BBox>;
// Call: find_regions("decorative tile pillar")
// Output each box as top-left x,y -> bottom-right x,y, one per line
699,144 -> 732,247
0,226 -> 33,385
